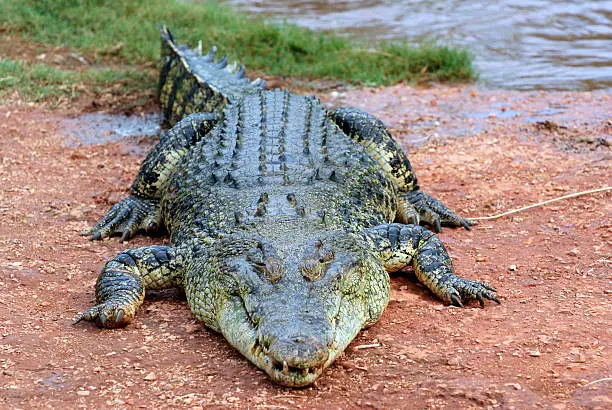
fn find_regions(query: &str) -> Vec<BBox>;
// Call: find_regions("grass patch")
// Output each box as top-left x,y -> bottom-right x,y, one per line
0,0 -> 475,104
0,57 -> 153,104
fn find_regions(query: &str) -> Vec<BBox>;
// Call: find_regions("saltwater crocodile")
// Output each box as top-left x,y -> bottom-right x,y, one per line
74,26 -> 499,387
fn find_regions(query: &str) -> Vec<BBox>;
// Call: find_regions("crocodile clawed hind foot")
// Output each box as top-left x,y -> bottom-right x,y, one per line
446,279 -> 500,308
402,190 -> 472,233
81,196 -> 160,242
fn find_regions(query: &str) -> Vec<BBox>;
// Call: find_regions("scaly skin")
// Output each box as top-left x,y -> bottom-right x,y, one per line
75,26 -> 499,387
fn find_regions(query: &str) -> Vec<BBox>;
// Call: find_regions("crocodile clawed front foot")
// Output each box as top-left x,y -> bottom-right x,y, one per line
444,279 -> 500,308
81,195 -> 160,242
73,301 -> 135,328
402,190 -> 475,233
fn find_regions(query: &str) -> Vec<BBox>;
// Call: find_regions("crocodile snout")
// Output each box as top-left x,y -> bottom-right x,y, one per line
267,335 -> 330,369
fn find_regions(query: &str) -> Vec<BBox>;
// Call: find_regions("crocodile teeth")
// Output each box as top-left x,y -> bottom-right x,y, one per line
282,361 -> 289,376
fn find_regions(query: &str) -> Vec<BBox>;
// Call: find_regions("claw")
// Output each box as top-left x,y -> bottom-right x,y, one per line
453,280 -> 500,307
84,196 -> 159,242
115,308 -> 124,324
99,310 -> 108,327
477,293 -> 485,307
73,306 -> 98,325
403,190 -> 472,232
433,215 -> 441,233
450,294 -> 464,307
482,283 -> 497,292
73,303 -> 133,328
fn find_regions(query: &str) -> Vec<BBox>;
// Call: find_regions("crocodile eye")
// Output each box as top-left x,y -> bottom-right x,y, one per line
318,245 -> 335,263
301,261 -> 324,281
246,245 -> 284,283
300,240 -> 336,281
263,257 -> 283,283
300,258 -> 322,281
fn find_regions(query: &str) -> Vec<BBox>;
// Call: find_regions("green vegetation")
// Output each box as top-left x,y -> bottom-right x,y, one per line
0,57 -> 151,104
0,0 -> 475,104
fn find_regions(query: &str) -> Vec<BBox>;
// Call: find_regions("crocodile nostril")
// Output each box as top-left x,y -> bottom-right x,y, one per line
267,336 -> 330,368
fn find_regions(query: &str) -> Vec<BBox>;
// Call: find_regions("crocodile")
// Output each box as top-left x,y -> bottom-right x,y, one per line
74,26 -> 499,387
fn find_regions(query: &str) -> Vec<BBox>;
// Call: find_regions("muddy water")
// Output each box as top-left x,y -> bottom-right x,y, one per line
61,113 -> 160,154
225,0 -> 612,91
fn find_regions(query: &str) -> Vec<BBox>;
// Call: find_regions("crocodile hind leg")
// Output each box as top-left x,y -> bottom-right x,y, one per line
83,112 -> 218,241
365,223 -> 499,306
74,245 -> 185,328
329,107 -> 472,232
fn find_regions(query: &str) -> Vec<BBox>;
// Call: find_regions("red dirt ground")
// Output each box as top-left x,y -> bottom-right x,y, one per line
0,85 -> 610,409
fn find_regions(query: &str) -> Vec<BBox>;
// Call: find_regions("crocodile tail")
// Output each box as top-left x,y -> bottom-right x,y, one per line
158,25 -> 266,126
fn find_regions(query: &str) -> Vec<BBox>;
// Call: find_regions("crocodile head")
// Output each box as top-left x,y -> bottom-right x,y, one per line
213,231 -> 388,386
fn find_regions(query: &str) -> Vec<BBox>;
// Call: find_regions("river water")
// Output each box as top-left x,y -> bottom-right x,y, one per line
225,0 -> 612,91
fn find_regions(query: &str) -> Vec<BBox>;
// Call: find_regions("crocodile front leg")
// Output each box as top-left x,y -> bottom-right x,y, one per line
365,223 -> 499,307
74,245 -> 185,328
83,112 -> 218,241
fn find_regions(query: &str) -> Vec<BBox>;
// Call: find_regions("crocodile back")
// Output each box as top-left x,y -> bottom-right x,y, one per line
162,89 -> 398,243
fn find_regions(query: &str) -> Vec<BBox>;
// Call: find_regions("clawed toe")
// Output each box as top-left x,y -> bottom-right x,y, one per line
403,190 -> 471,232
73,303 -> 132,328
84,196 -> 159,242
445,280 -> 500,308
450,293 -> 464,307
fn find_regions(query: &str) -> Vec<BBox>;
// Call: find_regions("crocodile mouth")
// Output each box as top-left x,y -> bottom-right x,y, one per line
250,339 -> 327,387
267,357 -> 326,386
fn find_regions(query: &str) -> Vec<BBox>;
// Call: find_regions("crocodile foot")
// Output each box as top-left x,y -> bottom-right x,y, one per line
73,300 -> 135,328
443,278 -> 500,307
81,196 -> 160,242
402,190 -> 475,233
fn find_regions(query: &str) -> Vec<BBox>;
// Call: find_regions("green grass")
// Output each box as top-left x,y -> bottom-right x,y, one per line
0,0 -> 475,104
0,57 -> 152,104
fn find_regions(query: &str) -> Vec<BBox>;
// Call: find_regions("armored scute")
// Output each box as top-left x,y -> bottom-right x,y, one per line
75,26 -> 498,386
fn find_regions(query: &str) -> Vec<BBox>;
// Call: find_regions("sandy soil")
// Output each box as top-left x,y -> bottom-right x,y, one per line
0,85 -> 610,409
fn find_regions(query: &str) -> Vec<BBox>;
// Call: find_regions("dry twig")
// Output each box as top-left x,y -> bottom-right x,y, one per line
470,186 -> 612,221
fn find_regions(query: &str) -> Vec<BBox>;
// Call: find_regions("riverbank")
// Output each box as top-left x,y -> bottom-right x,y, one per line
0,0 -> 474,106
0,83 -> 609,408
224,0 -> 612,91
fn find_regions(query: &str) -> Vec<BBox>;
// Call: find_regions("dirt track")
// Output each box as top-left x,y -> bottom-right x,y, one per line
0,85 -> 610,409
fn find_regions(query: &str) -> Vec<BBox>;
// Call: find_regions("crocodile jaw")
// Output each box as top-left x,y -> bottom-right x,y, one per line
215,289 -> 364,387
255,345 -> 329,387
247,323 -> 359,387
